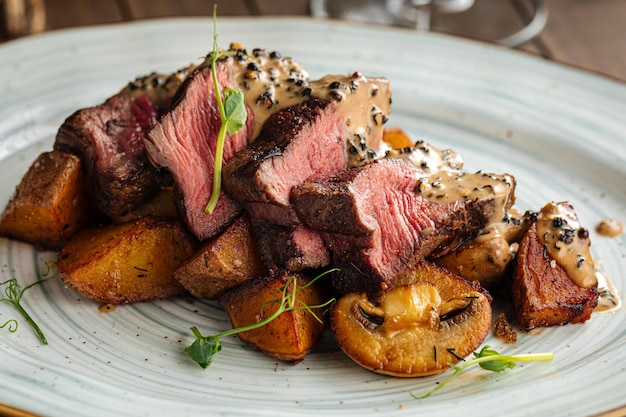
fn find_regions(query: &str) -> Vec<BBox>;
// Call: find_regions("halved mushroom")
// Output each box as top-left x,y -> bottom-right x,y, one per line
330,260 -> 492,377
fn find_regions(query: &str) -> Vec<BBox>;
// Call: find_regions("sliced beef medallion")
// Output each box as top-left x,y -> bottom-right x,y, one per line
291,158 -> 516,297
144,62 -> 255,241
144,46 -> 313,241
223,74 -> 392,269
223,97 -> 348,226
54,69 -> 193,217
223,74 -> 393,225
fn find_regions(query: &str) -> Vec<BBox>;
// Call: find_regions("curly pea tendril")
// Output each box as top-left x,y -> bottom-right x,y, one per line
186,268 -> 338,369
0,262 -> 57,345
204,4 -> 247,215
412,345 -> 554,400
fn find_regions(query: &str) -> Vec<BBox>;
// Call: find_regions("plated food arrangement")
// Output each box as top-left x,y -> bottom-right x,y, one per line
0,38 -> 619,376
0,18 -> 624,417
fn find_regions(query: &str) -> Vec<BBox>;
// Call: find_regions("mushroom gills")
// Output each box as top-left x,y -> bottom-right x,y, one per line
330,260 -> 492,377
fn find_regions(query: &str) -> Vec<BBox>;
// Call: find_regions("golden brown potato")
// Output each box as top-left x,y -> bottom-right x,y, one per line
0,150 -> 96,250
434,225 -> 514,288
57,216 -> 197,304
220,270 -> 329,362
331,261 -> 492,377
433,212 -> 530,288
510,222 -> 598,330
175,215 -> 268,299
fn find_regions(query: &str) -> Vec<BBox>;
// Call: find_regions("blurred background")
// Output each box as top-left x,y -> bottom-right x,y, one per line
1,0 -> 625,81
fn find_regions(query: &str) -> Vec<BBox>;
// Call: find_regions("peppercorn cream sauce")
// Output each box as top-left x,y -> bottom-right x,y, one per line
121,65 -> 196,109
128,45 -> 480,175
212,45 -> 311,139
535,202 -> 597,288
594,267 -> 622,313
214,46 -> 468,172
195,45 -> 394,166
307,73 -> 392,167
415,170 -> 515,225
384,140 -> 464,174
596,218 -> 624,238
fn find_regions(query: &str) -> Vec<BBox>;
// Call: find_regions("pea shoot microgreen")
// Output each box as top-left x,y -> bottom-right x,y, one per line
0,263 -> 56,345
204,5 -> 247,214
412,345 -> 554,400
185,269 -> 337,369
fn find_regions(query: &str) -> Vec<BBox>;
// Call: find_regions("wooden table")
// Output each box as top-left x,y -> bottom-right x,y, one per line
1,0 -> 625,82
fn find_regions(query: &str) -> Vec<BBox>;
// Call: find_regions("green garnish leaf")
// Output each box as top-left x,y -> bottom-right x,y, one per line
185,326 -> 222,369
1,264 -> 57,345
222,88 -> 247,135
204,5 -> 248,214
473,345 -> 517,372
412,345 -> 554,400
185,268 -> 337,369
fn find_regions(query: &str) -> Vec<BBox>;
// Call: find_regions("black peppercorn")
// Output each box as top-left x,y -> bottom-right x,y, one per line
329,90 -> 343,102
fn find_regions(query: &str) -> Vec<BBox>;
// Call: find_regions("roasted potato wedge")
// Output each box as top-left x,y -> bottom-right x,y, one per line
220,270 -> 329,362
434,225 -> 514,288
57,216 -> 196,304
510,222 -> 598,330
175,215 -> 268,299
331,260 -> 492,377
0,150 -> 97,250
434,210 -> 529,288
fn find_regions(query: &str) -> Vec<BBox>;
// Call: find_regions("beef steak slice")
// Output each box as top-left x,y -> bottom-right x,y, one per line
54,93 -> 167,217
144,62 -> 255,241
222,97 -> 349,225
291,158 -> 515,297
53,69 -> 193,218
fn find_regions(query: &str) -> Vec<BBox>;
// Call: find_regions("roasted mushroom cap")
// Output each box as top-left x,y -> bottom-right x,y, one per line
330,261 -> 492,377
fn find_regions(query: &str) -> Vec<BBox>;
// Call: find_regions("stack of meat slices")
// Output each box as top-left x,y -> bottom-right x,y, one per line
48,44 -> 599,334
48,43 -> 515,298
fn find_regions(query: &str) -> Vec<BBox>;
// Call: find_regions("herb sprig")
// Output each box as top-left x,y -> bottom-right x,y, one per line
185,269 -> 337,369
1,263 -> 56,345
204,5 -> 247,214
412,345 -> 554,400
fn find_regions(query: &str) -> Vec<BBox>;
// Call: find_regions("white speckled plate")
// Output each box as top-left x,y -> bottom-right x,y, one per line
0,17 -> 625,417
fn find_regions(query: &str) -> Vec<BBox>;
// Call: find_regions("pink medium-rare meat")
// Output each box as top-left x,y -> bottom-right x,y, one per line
291,158 -> 516,297
144,45 -> 315,241
223,98 -> 349,225
145,62 -> 255,241
53,69 -> 193,217
54,93 -> 164,217
222,73 -> 393,225
222,73 -> 392,270
221,98 -> 345,270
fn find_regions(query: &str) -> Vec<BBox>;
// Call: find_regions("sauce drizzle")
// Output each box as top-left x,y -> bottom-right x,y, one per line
535,202 -> 597,288
595,218 -> 624,238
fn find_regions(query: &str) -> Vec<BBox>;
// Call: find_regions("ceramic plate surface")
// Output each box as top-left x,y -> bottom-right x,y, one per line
0,17 -> 624,417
